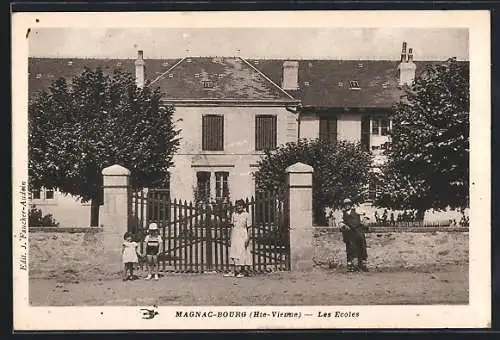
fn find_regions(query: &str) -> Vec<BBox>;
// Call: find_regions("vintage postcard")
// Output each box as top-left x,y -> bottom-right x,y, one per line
12,11 -> 490,330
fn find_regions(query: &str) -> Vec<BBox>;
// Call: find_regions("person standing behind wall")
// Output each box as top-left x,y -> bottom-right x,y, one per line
338,198 -> 369,272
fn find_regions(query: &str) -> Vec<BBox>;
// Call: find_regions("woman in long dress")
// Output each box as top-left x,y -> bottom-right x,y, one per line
225,199 -> 252,278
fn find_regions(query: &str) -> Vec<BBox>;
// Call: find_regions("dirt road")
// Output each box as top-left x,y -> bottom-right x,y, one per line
30,264 -> 468,306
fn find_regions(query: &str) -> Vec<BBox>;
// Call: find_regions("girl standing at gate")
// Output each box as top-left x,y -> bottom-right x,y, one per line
225,200 -> 252,278
143,223 -> 163,281
122,232 -> 141,281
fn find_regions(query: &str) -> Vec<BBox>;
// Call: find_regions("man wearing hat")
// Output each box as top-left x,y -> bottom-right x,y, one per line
339,198 -> 369,272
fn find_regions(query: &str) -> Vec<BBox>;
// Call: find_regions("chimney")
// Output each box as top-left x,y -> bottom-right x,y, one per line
408,48 -> 414,62
282,61 -> 299,90
398,43 -> 416,86
400,41 -> 407,62
135,50 -> 145,88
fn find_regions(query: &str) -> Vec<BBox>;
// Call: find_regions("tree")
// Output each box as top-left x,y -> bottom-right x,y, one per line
375,58 -> 469,213
254,139 -> 372,224
29,67 -> 181,226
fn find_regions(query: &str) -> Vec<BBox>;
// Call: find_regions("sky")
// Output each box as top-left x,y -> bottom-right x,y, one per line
29,27 -> 469,61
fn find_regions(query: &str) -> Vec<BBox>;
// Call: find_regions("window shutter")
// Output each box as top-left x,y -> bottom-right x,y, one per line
328,117 -> 337,144
319,117 -> 328,141
361,115 -> 371,151
202,115 -> 224,151
256,115 -> 277,150
319,117 -> 337,144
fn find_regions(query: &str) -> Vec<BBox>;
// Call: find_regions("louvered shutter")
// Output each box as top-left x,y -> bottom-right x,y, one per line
361,115 -> 371,151
256,115 -> 277,151
202,115 -> 224,151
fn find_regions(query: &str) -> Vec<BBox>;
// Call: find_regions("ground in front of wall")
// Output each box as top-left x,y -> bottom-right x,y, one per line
29,264 -> 468,306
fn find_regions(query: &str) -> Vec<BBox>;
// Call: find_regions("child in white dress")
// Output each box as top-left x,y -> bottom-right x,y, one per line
225,200 -> 252,278
122,232 -> 140,281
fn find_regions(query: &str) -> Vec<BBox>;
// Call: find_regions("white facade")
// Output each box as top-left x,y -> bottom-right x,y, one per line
29,188 -> 92,227
169,104 -> 297,202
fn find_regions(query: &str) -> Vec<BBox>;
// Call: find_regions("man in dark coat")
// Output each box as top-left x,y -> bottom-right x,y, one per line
339,198 -> 369,272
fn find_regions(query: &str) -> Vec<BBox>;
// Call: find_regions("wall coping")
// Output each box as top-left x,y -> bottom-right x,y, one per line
29,227 -> 103,233
102,164 -> 131,176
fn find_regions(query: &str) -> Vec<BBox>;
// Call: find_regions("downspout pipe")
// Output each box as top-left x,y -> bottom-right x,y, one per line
285,103 -> 302,142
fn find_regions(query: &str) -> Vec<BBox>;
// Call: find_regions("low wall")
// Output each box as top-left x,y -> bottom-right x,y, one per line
313,230 -> 469,271
28,229 -> 122,282
29,228 -> 469,282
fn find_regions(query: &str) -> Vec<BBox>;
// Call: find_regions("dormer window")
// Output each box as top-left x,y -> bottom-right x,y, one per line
202,80 -> 214,88
67,61 -> 73,66
186,58 -> 192,63
349,80 -> 360,90
194,73 -> 200,78
304,81 -> 310,87
358,63 -> 364,68
36,73 -> 42,79
168,73 -> 174,78
337,81 -> 344,88
253,60 -> 259,65
116,62 -> 122,67
382,81 -> 389,89
162,61 -> 169,67
218,74 -> 224,79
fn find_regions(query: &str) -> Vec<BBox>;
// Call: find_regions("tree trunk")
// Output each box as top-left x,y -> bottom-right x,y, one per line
90,198 -> 100,227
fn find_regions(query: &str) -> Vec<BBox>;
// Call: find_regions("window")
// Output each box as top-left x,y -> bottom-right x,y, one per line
202,80 -> 214,88
337,81 -> 344,87
194,73 -> 200,78
45,189 -> 54,200
304,81 -> 310,87
255,115 -> 277,151
319,116 -> 338,144
215,172 -> 229,200
30,188 -> 55,200
31,189 -> 41,200
202,115 -> 224,151
196,171 -> 211,202
349,80 -> 360,89
371,117 -> 391,136
371,119 -> 380,135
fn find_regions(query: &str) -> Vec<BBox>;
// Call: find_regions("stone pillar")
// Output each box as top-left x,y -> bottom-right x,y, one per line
100,164 -> 131,275
286,162 -> 314,271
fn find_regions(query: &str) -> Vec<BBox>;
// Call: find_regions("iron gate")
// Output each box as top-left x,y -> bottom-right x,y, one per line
129,189 -> 290,273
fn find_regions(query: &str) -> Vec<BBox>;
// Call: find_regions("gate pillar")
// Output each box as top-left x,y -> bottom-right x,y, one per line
286,162 -> 314,271
100,164 -> 131,275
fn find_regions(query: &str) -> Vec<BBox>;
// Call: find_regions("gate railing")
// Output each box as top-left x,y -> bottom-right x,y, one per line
129,189 -> 290,273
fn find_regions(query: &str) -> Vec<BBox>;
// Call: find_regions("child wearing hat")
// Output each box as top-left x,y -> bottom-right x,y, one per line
143,223 -> 163,280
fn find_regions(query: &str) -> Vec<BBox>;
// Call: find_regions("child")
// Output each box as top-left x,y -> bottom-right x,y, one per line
225,199 -> 252,278
143,223 -> 163,281
122,231 -> 140,281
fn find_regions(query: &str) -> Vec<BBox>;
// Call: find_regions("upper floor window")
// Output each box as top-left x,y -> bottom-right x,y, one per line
319,116 -> 338,144
349,80 -> 360,90
202,80 -> 214,88
202,115 -> 224,151
255,115 -> 277,151
372,117 -> 391,136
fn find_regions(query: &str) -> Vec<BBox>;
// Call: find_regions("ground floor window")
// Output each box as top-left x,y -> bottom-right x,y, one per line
196,171 -> 230,203
30,188 -> 55,201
